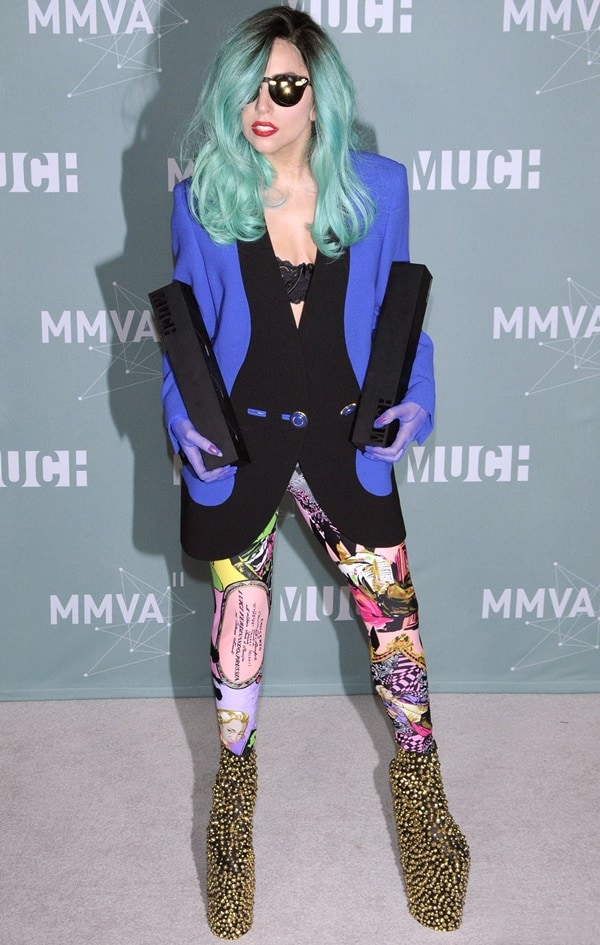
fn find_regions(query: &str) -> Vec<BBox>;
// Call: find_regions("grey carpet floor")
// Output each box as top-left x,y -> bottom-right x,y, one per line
2,694 -> 598,945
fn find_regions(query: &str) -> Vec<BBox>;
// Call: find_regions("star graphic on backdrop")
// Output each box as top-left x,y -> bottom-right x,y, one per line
525,278 -> 600,396
536,28 -> 600,94
511,562 -> 600,673
78,282 -> 161,401
83,568 -> 195,678
66,0 -> 188,98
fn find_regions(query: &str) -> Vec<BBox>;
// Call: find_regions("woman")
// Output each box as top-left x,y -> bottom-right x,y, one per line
162,6 -> 469,939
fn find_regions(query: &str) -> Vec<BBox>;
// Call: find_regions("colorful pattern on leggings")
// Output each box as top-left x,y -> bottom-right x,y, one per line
209,516 -> 276,758
209,468 -> 433,757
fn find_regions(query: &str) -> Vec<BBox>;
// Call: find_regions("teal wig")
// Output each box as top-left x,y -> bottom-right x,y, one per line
182,5 -> 375,258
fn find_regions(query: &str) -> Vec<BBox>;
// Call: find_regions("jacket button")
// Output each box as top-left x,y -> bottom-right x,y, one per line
290,411 -> 308,428
339,402 -> 357,416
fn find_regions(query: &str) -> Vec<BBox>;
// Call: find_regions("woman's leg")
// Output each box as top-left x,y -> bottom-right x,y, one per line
209,512 -> 277,757
286,469 -> 431,750
206,513 -> 278,940
287,469 -> 469,931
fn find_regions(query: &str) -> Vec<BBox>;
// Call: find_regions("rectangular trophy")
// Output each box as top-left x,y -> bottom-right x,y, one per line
351,262 -> 432,450
149,280 -> 250,471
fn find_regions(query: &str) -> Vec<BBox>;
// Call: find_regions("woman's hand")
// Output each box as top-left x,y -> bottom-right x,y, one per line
364,401 -> 426,464
171,418 -> 236,483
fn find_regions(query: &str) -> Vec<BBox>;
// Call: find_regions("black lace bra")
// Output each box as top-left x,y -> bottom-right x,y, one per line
276,257 -> 315,304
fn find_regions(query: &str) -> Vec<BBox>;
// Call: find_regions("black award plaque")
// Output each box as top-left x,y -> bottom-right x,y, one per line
351,262 -> 432,450
149,280 -> 250,471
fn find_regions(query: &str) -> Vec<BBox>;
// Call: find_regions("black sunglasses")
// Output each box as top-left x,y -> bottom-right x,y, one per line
259,73 -> 312,107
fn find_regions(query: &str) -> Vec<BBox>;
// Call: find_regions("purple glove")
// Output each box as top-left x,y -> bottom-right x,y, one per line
364,401 -> 427,463
171,417 -> 236,483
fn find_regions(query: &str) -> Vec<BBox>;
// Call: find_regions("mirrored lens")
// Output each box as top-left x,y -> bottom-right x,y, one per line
265,74 -> 310,107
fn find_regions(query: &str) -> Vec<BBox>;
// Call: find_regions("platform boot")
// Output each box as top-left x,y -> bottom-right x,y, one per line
206,746 -> 257,939
389,743 -> 470,931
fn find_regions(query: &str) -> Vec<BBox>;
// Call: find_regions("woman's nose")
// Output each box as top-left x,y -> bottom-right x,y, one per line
254,80 -> 273,113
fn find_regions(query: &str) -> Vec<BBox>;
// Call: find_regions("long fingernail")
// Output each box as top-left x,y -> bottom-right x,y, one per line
208,445 -> 222,456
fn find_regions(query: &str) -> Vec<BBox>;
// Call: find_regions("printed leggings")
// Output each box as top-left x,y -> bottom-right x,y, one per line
209,466 -> 434,757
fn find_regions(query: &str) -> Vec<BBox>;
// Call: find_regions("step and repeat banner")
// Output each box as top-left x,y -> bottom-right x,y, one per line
2,1 -> 599,700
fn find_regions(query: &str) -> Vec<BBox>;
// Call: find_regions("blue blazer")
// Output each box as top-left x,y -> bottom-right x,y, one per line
162,152 -> 435,559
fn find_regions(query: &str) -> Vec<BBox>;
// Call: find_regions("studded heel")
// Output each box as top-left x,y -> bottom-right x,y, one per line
389,744 -> 470,931
206,746 -> 257,940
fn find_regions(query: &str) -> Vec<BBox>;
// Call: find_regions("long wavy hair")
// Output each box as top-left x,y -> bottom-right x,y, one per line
182,6 -> 375,258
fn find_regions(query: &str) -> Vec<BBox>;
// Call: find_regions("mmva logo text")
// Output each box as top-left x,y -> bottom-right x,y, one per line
0,152 -> 77,193
50,591 -> 165,625
406,445 -> 531,483
482,586 -> 596,619
287,0 -> 415,33
493,302 -> 600,339
492,280 -> 600,395
48,569 -> 194,679
279,586 -> 353,622
413,149 -> 541,191
483,562 -> 600,673
0,450 -> 88,487
41,307 -> 158,344
503,0 -> 600,31
28,0 -> 154,34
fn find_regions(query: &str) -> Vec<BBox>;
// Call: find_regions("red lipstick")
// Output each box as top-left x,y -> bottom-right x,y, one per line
251,121 -> 278,137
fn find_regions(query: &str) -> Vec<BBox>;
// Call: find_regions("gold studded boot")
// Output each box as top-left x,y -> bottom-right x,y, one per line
389,744 -> 469,931
206,746 -> 257,939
